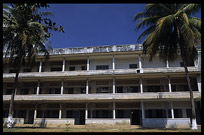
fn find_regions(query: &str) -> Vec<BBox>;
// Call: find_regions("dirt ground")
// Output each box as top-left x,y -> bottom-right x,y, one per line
3,125 -> 201,132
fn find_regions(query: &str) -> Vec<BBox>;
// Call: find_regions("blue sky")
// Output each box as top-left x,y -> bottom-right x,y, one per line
46,4 -> 201,49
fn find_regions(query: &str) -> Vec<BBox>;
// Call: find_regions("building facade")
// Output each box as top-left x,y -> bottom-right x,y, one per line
3,44 -> 201,128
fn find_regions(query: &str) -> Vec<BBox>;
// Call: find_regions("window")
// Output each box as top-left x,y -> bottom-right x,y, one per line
44,110 -> 59,118
66,110 -> 73,118
51,67 -> 62,72
129,64 -> 137,69
9,69 -> 16,73
147,86 -> 161,92
145,109 -> 166,118
81,66 -> 87,70
37,110 -> 43,118
96,65 -> 109,70
180,62 -> 184,67
117,86 -> 123,93
81,88 -> 86,94
116,110 -> 124,118
49,88 -> 61,94
174,109 -> 183,118
68,88 -> 74,94
130,86 -> 139,93
90,110 -> 112,118
20,89 -> 29,95
69,66 -> 75,71
23,68 -> 32,72
6,89 -> 13,95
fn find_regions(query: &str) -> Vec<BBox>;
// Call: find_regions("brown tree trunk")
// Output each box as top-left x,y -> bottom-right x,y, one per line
175,22 -> 197,129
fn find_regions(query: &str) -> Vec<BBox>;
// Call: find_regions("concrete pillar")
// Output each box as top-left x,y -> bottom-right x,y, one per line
59,104 -> 62,119
62,58 -> 65,72
139,55 -> 142,69
196,74 -> 201,92
140,77 -> 143,93
113,102 -> 115,119
87,56 -> 90,71
171,101 -> 174,119
36,80 -> 40,95
61,80 -> 64,95
85,103 -> 88,120
34,104 -> 37,119
112,55 -> 115,70
113,78 -> 115,94
166,59 -> 169,68
39,60 -> 42,72
86,79 -> 89,94
141,101 -> 144,119
168,76 -> 172,92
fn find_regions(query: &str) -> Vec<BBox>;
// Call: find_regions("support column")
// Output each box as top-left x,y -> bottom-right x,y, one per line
59,104 -> 62,119
166,59 -> 169,68
61,80 -> 64,95
197,74 -> 201,92
168,76 -> 172,92
140,77 -> 143,93
87,56 -> 90,71
171,101 -> 174,119
112,56 -> 115,70
39,60 -> 42,72
139,54 -> 143,73
113,78 -> 115,94
62,58 -> 65,72
34,104 -> 37,119
141,101 -> 144,119
113,102 -> 115,119
86,79 -> 89,94
85,103 -> 88,120
36,80 -> 40,95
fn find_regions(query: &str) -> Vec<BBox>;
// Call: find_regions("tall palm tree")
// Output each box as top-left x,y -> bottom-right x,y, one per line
134,4 -> 201,129
3,3 -> 64,128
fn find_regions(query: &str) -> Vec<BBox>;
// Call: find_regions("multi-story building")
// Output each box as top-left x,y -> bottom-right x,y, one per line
3,44 -> 201,128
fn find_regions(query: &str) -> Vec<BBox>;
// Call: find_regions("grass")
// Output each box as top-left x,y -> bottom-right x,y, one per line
3,125 -> 201,132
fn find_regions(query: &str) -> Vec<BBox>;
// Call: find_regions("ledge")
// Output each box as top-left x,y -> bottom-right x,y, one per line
3,92 -> 201,102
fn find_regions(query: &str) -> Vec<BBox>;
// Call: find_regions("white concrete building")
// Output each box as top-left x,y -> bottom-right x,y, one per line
3,44 -> 201,128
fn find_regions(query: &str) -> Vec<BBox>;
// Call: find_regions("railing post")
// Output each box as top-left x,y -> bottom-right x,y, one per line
140,77 -> 143,93
62,58 -> 65,72
113,78 -> 115,94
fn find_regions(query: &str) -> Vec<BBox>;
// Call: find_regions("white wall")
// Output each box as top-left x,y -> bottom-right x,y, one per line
142,56 -> 166,68
115,57 -> 138,69
90,58 -> 112,70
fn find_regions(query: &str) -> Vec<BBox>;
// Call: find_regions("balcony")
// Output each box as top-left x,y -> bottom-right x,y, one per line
3,92 -> 201,102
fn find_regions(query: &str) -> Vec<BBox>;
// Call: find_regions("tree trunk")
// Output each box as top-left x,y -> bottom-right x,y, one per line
6,60 -> 21,128
175,24 -> 197,129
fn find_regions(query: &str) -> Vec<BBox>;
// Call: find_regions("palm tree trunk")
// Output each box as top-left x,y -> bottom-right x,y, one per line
175,24 -> 197,130
7,59 -> 21,128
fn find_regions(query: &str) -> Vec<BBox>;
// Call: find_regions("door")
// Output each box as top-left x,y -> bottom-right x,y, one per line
28,110 -> 34,124
131,110 -> 141,125
79,110 -> 85,125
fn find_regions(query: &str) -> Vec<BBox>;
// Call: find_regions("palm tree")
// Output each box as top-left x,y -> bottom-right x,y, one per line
3,3 -> 64,128
134,4 -> 201,129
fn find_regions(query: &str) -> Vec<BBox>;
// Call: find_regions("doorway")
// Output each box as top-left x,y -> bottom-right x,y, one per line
24,110 -> 34,124
131,110 -> 141,125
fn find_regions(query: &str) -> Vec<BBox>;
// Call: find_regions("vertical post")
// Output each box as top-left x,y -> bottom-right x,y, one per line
86,79 -> 89,94
196,74 -> 201,92
112,55 -> 115,70
61,80 -> 64,95
39,60 -> 42,73
168,76 -> 172,92
34,104 -> 37,120
113,78 -> 115,94
59,104 -> 62,119
171,101 -> 174,119
85,103 -> 88,120
36,80 -> 40,95
139,54 -> 143,73
113,102 -> 115,119
62,58 -> 65,72
166,59 -> 169,68
140,77 -> 143,93
141,101 -> 144,119
87,56 -> 90,71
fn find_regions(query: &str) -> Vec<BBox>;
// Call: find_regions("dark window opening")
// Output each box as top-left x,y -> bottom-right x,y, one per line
147,86 -> 161,92
130,86 -> 139,93
129,64 -> 137,69
81,66 -> 87,70
23,68 -> 32,72
9,69 -> 16,73
20,89 -> 29,95
117,86 -> 123,93
51,67 -> 62,72
174,109 -> 183,118
6,89 -> 13,95
96,65 -> 109,70
69,67 -> 75,71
